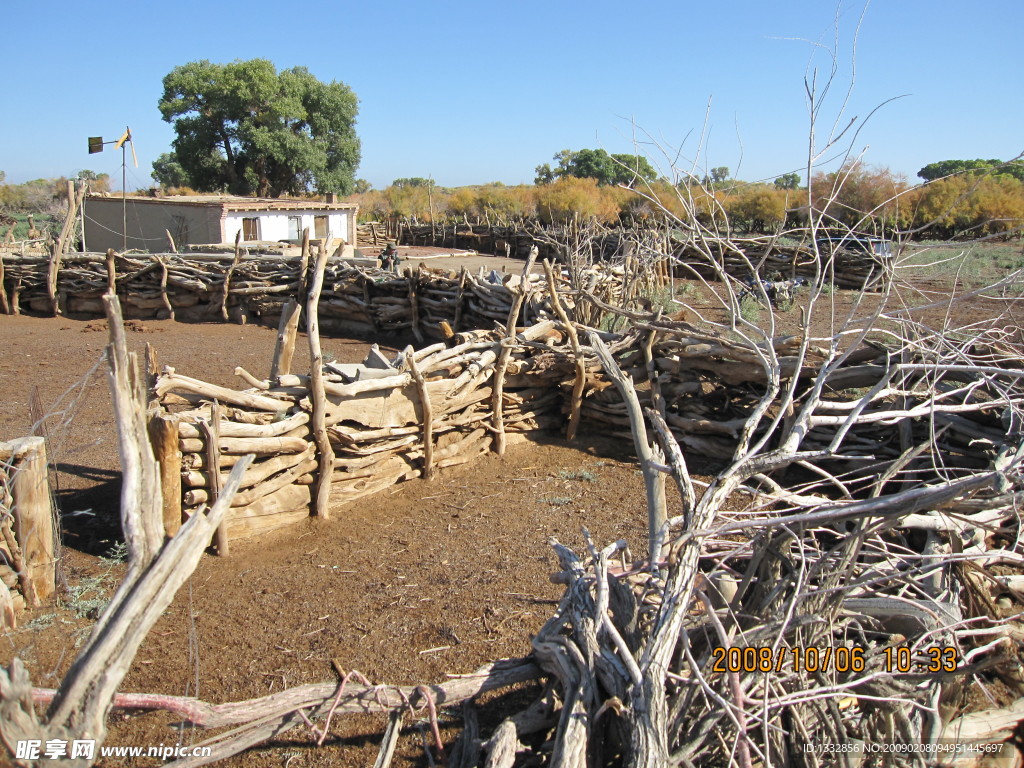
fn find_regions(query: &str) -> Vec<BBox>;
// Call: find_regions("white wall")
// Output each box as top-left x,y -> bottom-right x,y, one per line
223,210 -> 352,244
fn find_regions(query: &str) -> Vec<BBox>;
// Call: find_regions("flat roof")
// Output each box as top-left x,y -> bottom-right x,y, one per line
86,194 -> 357,212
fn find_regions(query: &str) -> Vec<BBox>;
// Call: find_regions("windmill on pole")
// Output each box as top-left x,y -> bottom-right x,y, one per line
88,127 -> 138,251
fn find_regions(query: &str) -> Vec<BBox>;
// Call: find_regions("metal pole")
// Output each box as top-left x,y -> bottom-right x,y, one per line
80,182 -> 87,253
122,131 -> 127,252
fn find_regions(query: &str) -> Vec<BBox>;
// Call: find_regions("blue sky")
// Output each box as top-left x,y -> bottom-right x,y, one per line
2,0 -> 1021,190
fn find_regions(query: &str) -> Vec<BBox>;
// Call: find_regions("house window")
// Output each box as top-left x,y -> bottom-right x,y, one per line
287,216 -> 302,241
314,215 -> 329,239
242,217 -> 259,241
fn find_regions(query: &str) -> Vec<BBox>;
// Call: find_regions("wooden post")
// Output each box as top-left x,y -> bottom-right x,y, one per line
105,249 -> 117,295
360,273 -> 379,334
1,437 -> 56,606
165,229 -> 177,254
270,299 -> 302,380
220,231 -> 243,322
307,248 -> 334,519
48,180 -> 87,316
407,266 -> 424,343
148,415 -> 182,537
643,322 -> 665,419
406,349 -> 434,480
491,248 -> 537,455
453,267 -> 467,332
296,227 -> 311,301
46,244 -> 61,317
156,257 -> 174,320
0,250 -> 8,315
10,274 -> 21,315
543,259 -> 586,441
200,404 -> 228,555
143,343 -> 160,410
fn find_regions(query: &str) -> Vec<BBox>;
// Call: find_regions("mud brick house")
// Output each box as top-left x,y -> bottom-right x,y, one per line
83,194 -> 358,254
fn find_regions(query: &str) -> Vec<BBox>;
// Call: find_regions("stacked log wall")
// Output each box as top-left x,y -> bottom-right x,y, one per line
387,221 -> 889,288
155,323 -> 569,542
0,253 -> 559,336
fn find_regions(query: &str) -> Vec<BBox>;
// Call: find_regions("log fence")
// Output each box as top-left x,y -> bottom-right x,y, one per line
387,220 -> 889,289
0,252 -> 561,336
148,299 -> 1010,552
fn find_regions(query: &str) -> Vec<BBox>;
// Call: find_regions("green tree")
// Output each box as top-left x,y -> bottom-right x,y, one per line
535,149 -> 657,187
774,172 -> 801,190
566,149 -> 617,185
918,158 -> 1024,183
391,177 -> 434,188
535,163 -> 556,185
710,167 -> 730,184
608,154 -> 658,186
157,59 -> 361,197
151,153 -> 191,189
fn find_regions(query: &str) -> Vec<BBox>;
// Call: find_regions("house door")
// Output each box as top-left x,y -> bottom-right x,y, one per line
314,215 -> 329,239
287,216 -> 302,241
242,218 -> 259,241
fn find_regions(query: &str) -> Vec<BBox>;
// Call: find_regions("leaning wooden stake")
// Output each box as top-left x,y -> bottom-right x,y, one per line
307,247 -> 334,519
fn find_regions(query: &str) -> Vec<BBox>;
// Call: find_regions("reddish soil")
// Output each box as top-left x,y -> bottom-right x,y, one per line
0,265 -> 1019,766
0,312 -> 660,767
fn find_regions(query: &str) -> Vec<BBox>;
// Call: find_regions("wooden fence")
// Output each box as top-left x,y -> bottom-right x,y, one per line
147,305 -> 985,548
0,251 -> 558,336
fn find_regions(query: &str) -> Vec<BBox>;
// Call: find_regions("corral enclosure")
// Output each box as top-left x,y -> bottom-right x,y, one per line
2,230 -> 1024,767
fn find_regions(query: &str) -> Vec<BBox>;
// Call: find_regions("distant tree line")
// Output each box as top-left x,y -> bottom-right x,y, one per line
347,155 -> 1023,240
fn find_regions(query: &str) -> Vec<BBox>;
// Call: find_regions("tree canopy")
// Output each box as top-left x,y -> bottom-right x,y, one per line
156,59 -> 360,197
535,148 -> 657,187
774,173 -> 801,190
918,158 -> 1024,183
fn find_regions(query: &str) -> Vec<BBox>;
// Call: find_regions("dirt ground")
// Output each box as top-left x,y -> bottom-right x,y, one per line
0,255 -> 1021,766
0,308 -> 657,767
